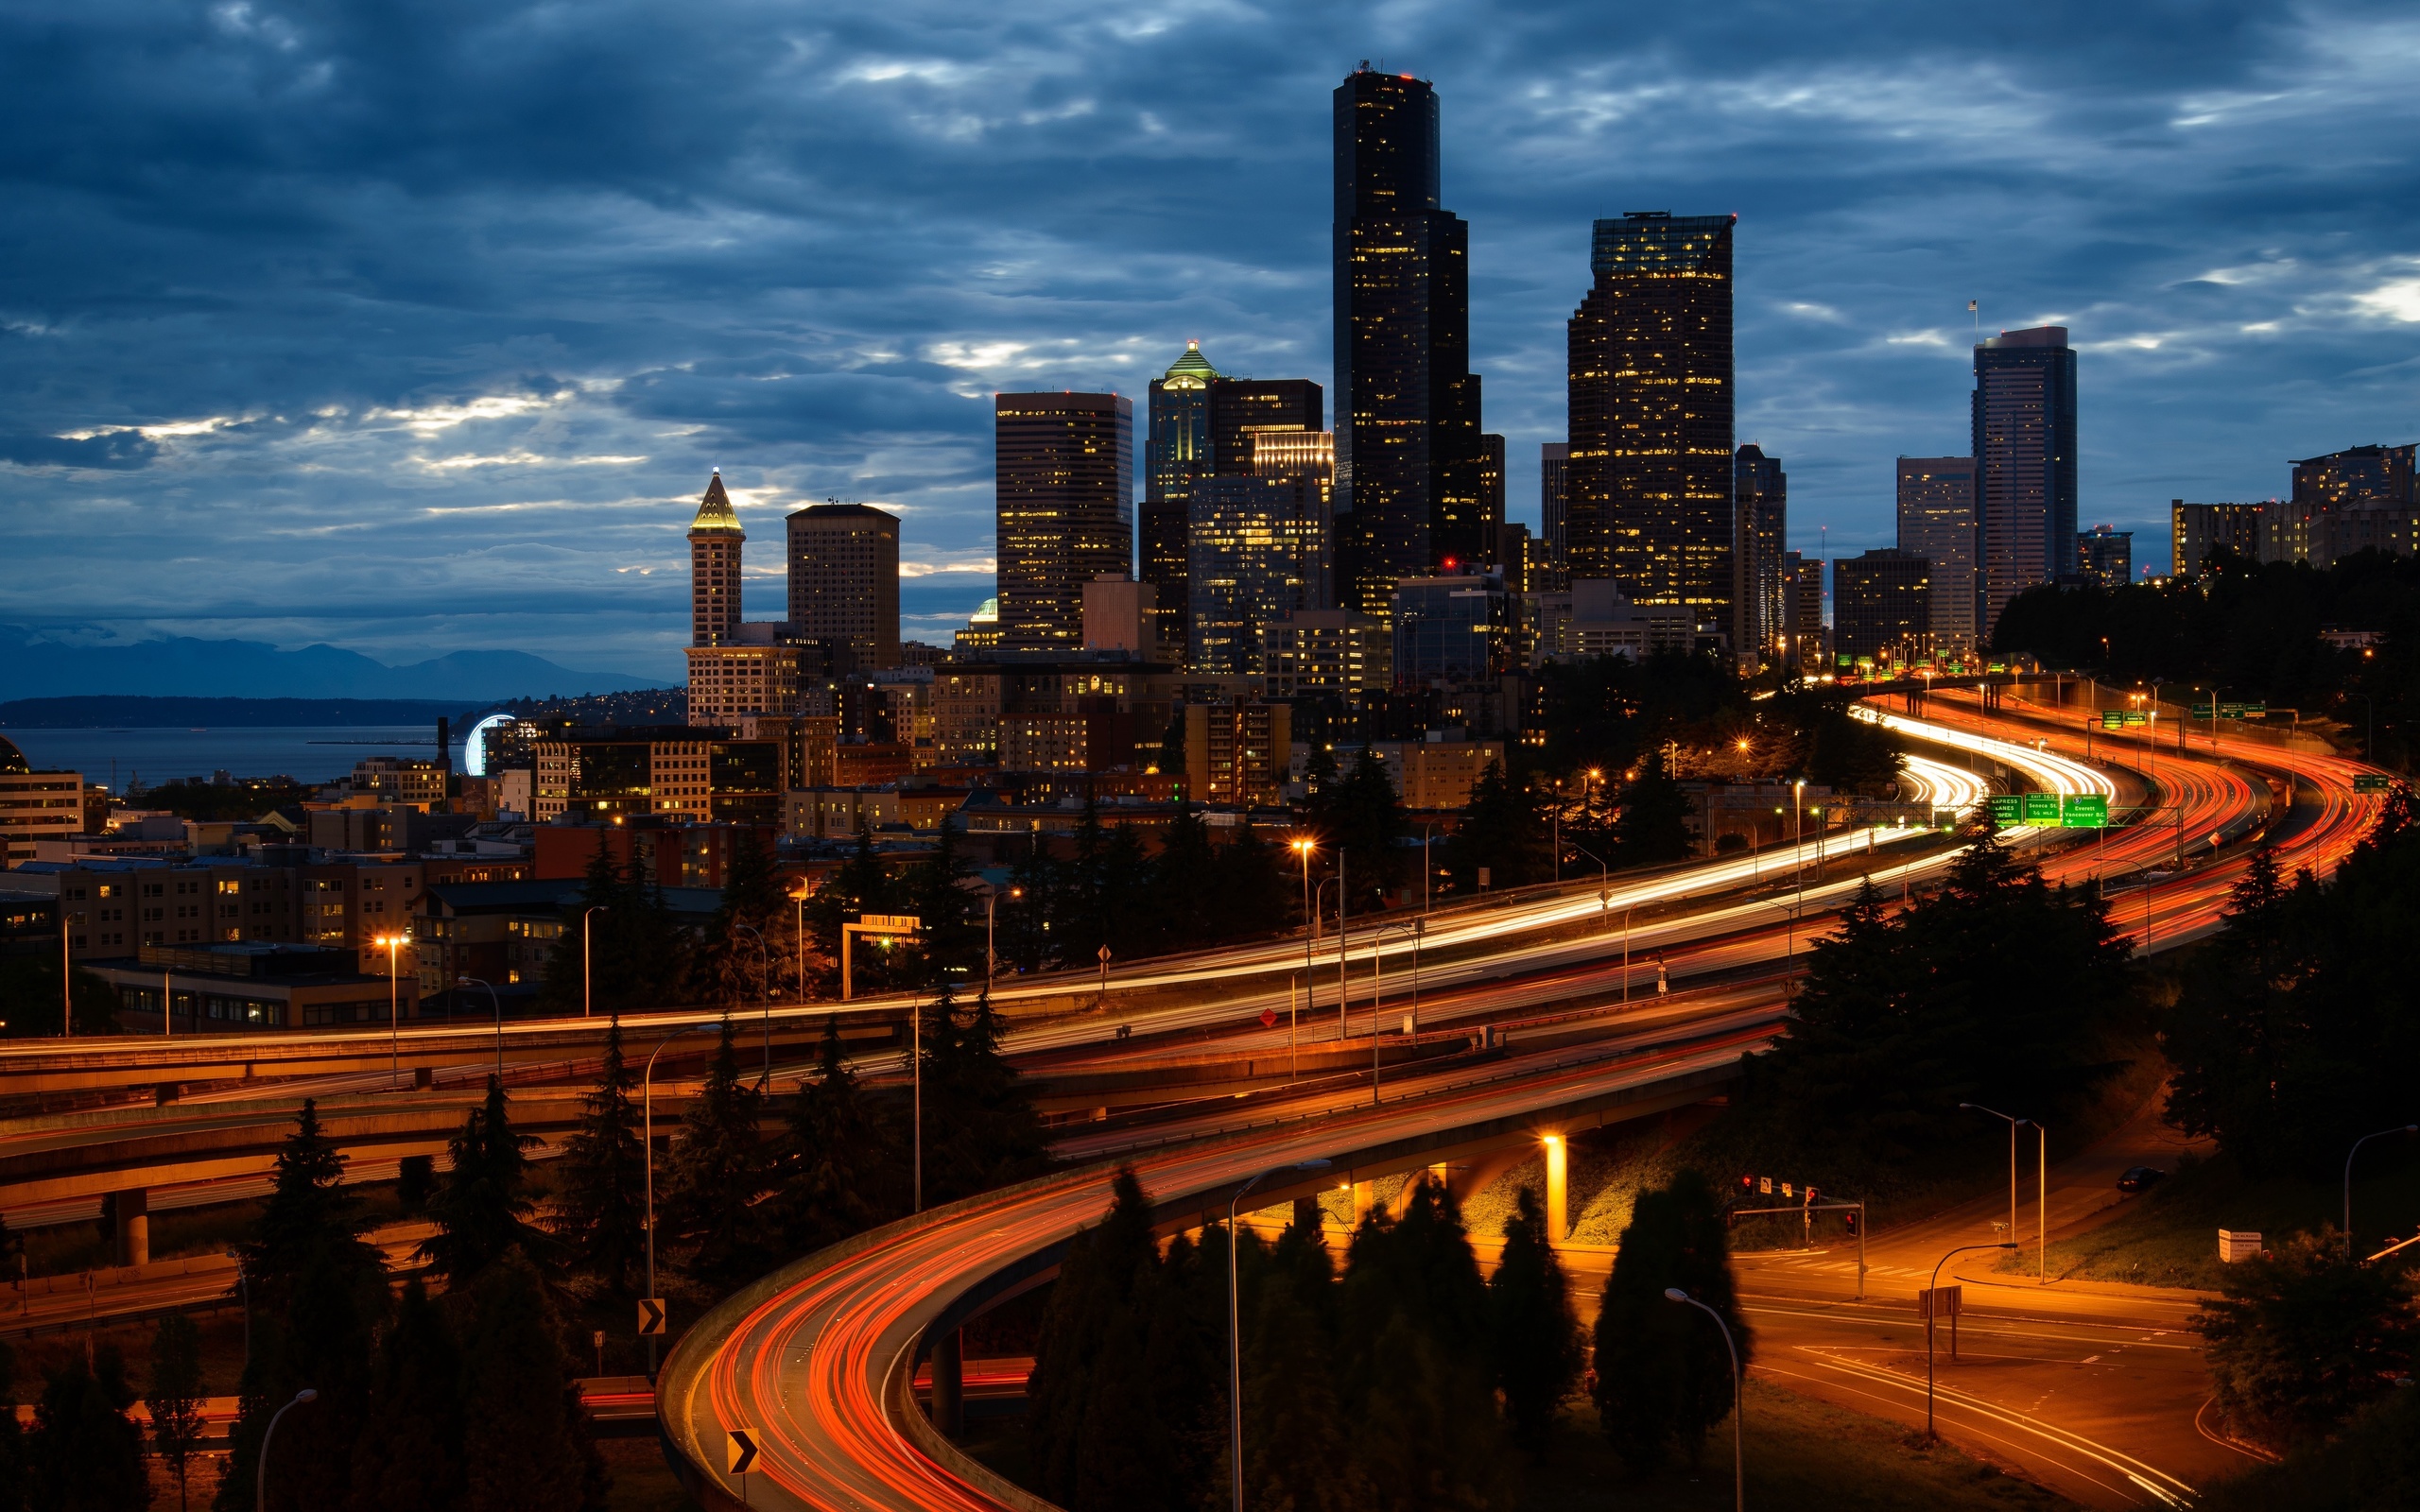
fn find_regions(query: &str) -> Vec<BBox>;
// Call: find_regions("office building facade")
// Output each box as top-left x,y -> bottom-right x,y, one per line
1333,64 -> 1489,617
1264,610 -> 1391,696
1188,473 -> 1331,675
1833,549 -> 1932,666
0,736 -> 82,867
2171,501 -> 2266,575
1566,212 -> 1737,635
1781,551 -> 1825,668
1896,455 -> 1979,649
1539,441 -> 1569,566
1391,573 -> 1511,687
786,503 -> 901,670
995,392 -> 1135,652
1210,378 -> 1322,475
1733,444 -> 1786,663
1973,327 -> 2078,633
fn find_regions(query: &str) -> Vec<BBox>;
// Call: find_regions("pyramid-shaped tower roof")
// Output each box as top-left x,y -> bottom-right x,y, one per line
1160,340 -> 1222,388
687,471 -> 745,537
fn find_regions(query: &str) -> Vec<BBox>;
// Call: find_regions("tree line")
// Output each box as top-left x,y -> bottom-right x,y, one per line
1026,1163 -> 1751,1512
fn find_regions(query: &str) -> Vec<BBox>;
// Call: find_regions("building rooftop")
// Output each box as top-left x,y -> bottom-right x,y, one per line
687,470 -> 745,537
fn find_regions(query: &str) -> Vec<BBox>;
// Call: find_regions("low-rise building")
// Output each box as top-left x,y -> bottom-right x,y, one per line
1370,731 -> 1506,809
533,728 -> 784,826
95,941 -> 416,1032
0,735 -> 84,867
1265,610 -> 1390,696
1184,702 -> 1292,806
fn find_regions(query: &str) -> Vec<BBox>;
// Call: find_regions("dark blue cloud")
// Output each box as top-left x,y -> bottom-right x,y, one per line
4,0 -> 2417,677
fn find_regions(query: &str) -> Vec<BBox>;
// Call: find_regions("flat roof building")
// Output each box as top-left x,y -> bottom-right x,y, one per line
995,392 -> 1134,653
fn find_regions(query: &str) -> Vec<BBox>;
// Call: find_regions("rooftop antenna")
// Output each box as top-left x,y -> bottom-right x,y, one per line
1968,300 -> 1979,342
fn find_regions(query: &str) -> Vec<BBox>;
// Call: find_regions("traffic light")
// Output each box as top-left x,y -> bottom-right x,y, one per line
1739,1174 -> 1755,1195
1804,1186 -> 1819,1209
1843,1210 -> 1859,1237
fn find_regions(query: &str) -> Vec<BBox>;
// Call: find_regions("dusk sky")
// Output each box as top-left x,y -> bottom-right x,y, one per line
4,1 -> 2416,683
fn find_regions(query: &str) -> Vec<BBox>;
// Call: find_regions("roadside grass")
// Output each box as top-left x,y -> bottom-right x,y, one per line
1516,1382 -> 2079,1511
2020,1142 -> 2420,1291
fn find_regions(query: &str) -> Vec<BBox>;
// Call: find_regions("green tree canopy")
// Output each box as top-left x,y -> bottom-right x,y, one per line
418,1076 -> 549,1287
1593,1170 -> 1750,1474
2196,1228 -> 2419,1446
550,1017 -> 648,1297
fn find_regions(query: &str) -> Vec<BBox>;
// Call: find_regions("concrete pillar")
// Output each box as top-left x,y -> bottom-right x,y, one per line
106,1188 -> 149,1268
1351,1179 -> 1375,1227
1291,1195 -> 1322,1232
930,1328 -> 964,1439
1543,1136 -> 1568,1244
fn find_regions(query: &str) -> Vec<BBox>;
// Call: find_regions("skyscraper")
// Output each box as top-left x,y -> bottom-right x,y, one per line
1539,442 -> 1569,566
1896,455 -> 1979,650
688,470 -> 745,647
1209,378 -> 1322,474
1973,326 -> 2078,632
1143,343 -> 1222,652
786,503 -> 901,670
995,392 -> 1134,652
1333,63 -> 1488,618
1475,432 -> 1506,570
1833,548 -> 1932,665
2076,524 -> 2133,589
1733,445 -> 1786,663
1566,212 -> 1737,636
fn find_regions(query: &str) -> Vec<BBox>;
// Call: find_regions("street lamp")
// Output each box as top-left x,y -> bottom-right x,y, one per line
732,921 -> 770,1088
458,975 -> 504,1079
1959,1104 -> 2029,1271
1663,1290 -> 1741,1512
1292,837 -> 1318,1038
1926,1243 -> 2017,1438
1229,1159 -> 1332,1512
642,1023 -> 720,1373
984,885 -> 1023,993
256,1388 -> 319,1512
582,903 -> 611,1019
374,933 -> 407,1085
2344,1125 -> 2417,1255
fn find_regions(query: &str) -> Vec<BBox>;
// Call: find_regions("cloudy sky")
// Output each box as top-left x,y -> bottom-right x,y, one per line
4,0 -> 2415,682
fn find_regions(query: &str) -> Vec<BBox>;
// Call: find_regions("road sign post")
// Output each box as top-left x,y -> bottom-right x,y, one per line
636,1297 -> 666,1336
2354,774 -> 2391,794
727,1427 -> 759,1505
839,914 -> 922,1001
2060,794 -> 2108,829
1918,1283 -> 1964,1359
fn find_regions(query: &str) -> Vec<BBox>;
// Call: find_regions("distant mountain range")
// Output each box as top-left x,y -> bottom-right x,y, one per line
0,633 -> 663,702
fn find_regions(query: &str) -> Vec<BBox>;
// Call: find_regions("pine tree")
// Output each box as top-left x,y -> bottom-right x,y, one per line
1593,1170 -> 1751,1473
1241,1260 -> 1369,1512
1144,802 -> 1218,953
702,827 -> 785,1007
459,1252 -> 609,1512
1616,749 -> 1694,865
905,815 -> 982,986
350,1280 -> 466,1512
1204,827 -> 1290,943
538,833 -> 631,1017
658,1016 -> 771,1290
239,1099 -> 378,1306
1491,1186 -> 1583,1460
1028,1169 -> 1160,1505
1444,760 -> 1551,893
921,988 -> 1049,1205
779,1017 -> 900,1253
418,1076 -> 548,1287
551,1017 -> 648,1296
147,1313 -> 207,1512
807,827 -> 894,993
26,1343 -> 147,1512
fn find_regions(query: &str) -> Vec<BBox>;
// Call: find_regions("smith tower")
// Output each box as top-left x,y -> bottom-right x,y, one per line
1333,63 -> 1487,618
688,470 -> 745,647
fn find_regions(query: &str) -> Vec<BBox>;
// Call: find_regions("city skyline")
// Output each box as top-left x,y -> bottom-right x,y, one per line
5,3 -> 2418,680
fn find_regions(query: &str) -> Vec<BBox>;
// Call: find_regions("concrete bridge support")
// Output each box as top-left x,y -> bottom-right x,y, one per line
929,1329 -> 963,1439
1543,1135 -> 1568,1243
104,1188 -> 148,1267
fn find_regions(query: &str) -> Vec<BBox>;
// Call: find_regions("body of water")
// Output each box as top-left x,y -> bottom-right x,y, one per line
5,727 -> 441,788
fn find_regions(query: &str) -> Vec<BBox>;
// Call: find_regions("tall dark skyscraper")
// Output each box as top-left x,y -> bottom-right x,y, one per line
1896,455 -> 1979,650
1210,379 -> 1322,474
1143,342 -> 1222,654
1333,64 -> 1488,618
995,391 -> 1133,653
1733,444 -> 1786,662
1972,326 -> 2077,632
1539,442 -> 1569,566
1566,212 -> 1736,633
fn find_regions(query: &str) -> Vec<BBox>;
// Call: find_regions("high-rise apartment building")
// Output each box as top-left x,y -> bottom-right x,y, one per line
1896,456 -> 1979,650
1188,472 -> 1330,676
1833,548 -> 1932,666
1733,445 -> 1786,662
688,471 -> 745,647
2292,443 -> 2415,512
1973,327 -> 2078,633
786,503 -> 901,670
1539,442 -> 1569,566
1332,64 -> 1489,617
1143,343 -> 1222,651
2077,525 -> 2132,589
0,736 -> 83,866
995,392 -> 1134,653
1566,212 -> 1737,637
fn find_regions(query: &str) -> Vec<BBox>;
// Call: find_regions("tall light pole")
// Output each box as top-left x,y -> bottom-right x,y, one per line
1316,872 -> 1346,1040
2344,1125 -> 2417,1255
459,975 -> 503,1079
1927,1244 -> 2016,1438
642,1023 -> 718,1373
732,921 -> 770,1088
376,933 -> 406,1084
1791,778 -> 1806,904
1293,838 -> 1317,1037
1229,1159 -> 1331,1512
984,885 -> 1022,994
791,886 -> 809,1005
256,1388 -> 319,1512
582,904 -> 611,1019
1959,1104 -> 2024,1258
1663,1290 -> 1741,1512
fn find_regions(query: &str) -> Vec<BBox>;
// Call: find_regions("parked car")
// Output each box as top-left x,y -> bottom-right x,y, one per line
2118,1165 -> 2166,1194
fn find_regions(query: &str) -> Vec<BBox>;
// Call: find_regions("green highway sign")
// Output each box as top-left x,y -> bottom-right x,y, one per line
1932,809 -> 1962,830
1987,662 -> 2008,673
2190,706 -> 2216,719
2354,774 -> 2391,793
2223,703 -> 2265,718
2124,711 -> 2151,727
2061,794 -> 2109,828
2100,711 -> 2126,730
2022,793 -> 2063,824
1987,795 -> 2024,825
